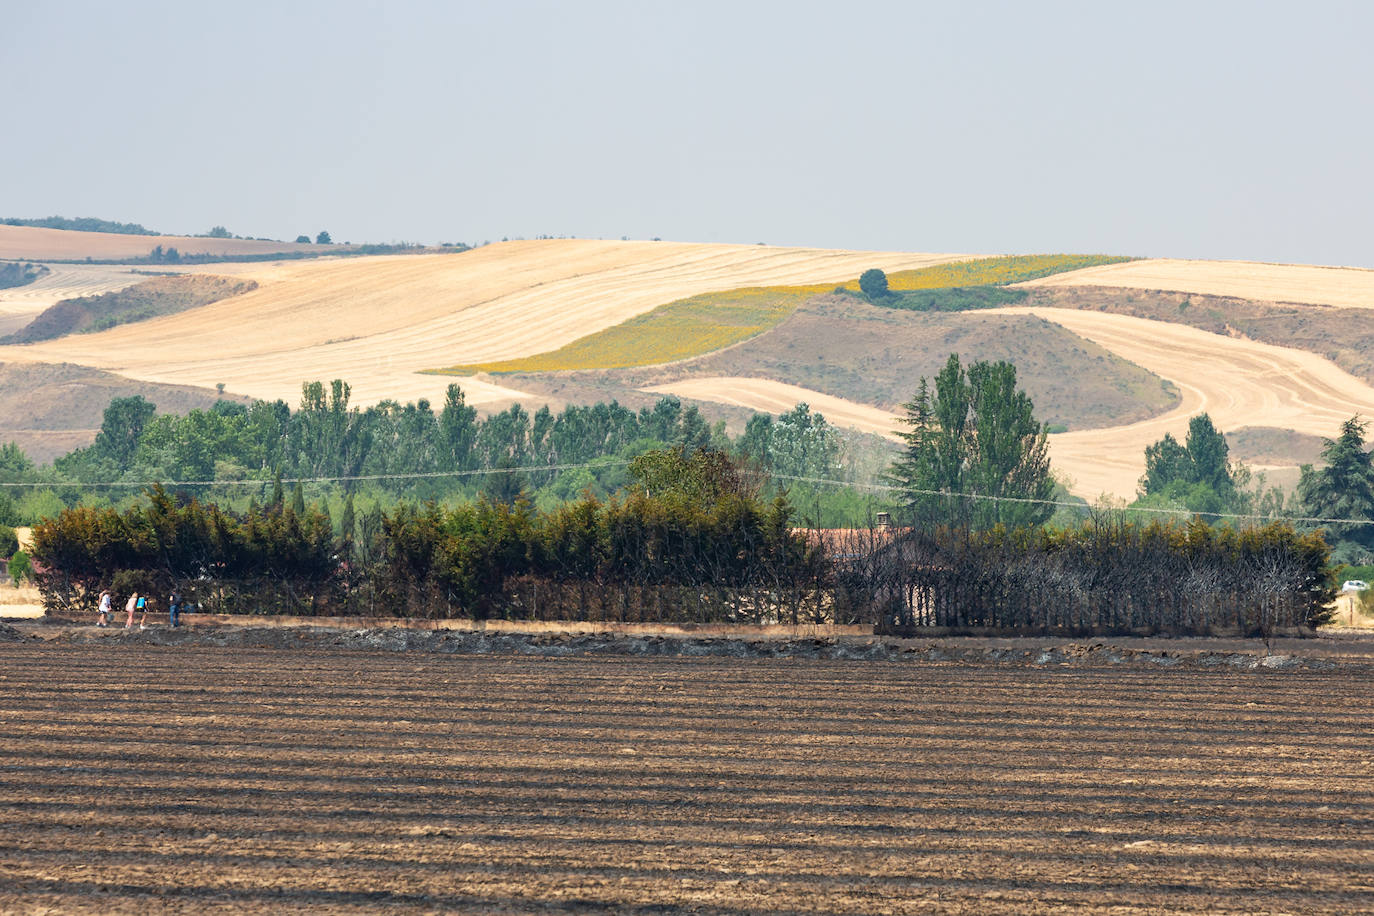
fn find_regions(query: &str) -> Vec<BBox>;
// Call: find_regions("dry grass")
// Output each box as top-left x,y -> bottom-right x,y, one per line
0,264 -> 150,330
0,240 -> 969,409
439,285 -> 820,374
0,583 -> 43,618
868,254 -> 1133,292
989,306 -> 1374,498
643,376 -> 904,436
0,224 -> 324,261
647,301 -> 1374,501
451,255 -> 1131,376
1023,257 -> 1374,308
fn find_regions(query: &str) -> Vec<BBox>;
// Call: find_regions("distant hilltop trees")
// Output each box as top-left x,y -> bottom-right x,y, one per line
2,216 -> 158,235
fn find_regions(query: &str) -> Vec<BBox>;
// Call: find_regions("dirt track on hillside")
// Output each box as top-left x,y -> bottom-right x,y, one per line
1023,258 -> 1374,309
2,641 -> 1371,914
0,241 -> 969,409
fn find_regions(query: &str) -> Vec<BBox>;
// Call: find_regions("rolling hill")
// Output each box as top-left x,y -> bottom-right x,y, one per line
0,237 -> 1371,501
0,240 -> 971,408
0,224 -> 326,261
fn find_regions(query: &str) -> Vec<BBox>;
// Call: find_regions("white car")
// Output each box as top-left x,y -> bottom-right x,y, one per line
1341,579 -> 1369,593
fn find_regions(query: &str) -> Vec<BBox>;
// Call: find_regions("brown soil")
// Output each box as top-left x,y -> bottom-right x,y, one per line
1022,257 -> 1374,310
512,294 -> 1179,432
0,225 -> 325,261
2,638 -> 1371,913
1224,426 -> 1328,467
0,362 -> 248,462
5,275 -> 257,344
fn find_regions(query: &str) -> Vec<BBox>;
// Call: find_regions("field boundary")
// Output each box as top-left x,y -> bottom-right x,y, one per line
12,619 -> 1374,668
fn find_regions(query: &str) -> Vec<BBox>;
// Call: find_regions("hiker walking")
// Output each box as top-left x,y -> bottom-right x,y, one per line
97,589 -> 112,627
137,593 -> 150,630
168,589 -> 182,628
124,592 -> 138,629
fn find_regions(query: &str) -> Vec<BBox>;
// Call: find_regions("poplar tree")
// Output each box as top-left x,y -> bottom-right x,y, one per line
889,354 -> 1053,530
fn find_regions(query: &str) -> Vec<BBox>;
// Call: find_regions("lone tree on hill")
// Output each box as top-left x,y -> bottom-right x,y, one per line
888,353 -> 1053,530
859,268 -> 889,299
315,230 -> 332,245
295,235 -> 311,244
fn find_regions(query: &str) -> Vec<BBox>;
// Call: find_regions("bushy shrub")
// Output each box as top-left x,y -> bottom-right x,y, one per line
0,524 -> 17,560
8,551 -> 32,586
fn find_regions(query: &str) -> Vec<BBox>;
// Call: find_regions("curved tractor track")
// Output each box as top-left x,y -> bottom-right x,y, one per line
650,307 -> 1374,500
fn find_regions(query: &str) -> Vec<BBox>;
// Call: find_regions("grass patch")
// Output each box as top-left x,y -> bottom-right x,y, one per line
868,254 -> 1133,292
880,285 -> 1029,312
432,254 -> 1132,375
434,285 -> 830,374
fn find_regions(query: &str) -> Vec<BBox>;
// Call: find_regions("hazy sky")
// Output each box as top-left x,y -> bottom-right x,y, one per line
5,1 -> 1372,265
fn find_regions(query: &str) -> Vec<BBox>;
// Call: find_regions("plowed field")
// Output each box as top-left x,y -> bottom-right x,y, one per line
3,643 -> 1371,914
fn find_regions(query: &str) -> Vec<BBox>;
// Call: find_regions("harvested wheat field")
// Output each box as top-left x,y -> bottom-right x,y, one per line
0,240 -> 969,408
649,306 -> 1374,500
0,264 -> 150,333
988,307 -> 1374,498
1023,258 -> 1374,309
2,638 -> 1371,914
0,225 -> 324,262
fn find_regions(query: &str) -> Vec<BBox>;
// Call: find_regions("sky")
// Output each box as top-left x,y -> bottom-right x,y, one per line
4,1 -> 1373,265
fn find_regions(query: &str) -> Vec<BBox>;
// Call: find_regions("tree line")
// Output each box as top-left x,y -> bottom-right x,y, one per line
30,453 -> 1333,635
0,381 -> 849,526
32,449 -> 827,626
24,349 -> 1355,634
845,518 -> 1332,637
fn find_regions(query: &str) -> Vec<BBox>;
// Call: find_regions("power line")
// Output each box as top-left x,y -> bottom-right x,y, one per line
0,459 -> 632,489
2,461 -> 1370,528
767,473 -> 1374,528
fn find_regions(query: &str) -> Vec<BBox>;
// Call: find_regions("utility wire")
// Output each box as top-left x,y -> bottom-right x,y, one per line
766,473 -> 1374,528
0,460 -> 633,489
2,461 -> 1370,527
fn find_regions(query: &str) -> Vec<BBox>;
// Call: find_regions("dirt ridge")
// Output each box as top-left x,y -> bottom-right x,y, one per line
29,623 -> 1370,670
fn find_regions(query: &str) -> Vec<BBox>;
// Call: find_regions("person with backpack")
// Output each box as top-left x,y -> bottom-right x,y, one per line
136,593 -> 150,630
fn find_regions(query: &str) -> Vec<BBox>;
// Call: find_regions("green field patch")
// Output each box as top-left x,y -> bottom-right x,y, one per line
867,254 -> 1134,292
433,284 -> 830,375
431,254 -> 1132,375
880,285 -> 1029,312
